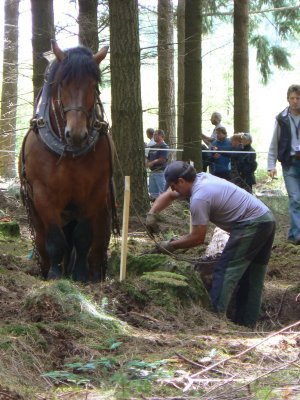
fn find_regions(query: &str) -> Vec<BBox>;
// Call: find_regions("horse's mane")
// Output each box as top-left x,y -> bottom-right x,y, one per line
46,46 -> 101,88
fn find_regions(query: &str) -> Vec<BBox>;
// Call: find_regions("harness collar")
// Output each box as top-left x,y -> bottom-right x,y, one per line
31,81 -> 108,158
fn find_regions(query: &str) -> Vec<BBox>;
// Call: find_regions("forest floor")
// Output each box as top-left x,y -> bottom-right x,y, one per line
0,176 -> 299,400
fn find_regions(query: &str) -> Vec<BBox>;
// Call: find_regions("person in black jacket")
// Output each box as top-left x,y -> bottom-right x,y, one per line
230,133 -> 257,193
268,84 -> 300,244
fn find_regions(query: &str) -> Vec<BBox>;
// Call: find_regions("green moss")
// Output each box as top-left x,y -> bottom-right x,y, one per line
0,323 -> 48,350
0,323 -> 38,337
108,251 -> 173,277
119,281 -> 148,304
141,271 -> 189,287
0,221 -> 20,237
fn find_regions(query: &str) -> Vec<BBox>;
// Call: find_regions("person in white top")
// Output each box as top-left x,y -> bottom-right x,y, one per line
201,112 -> 223,146
144,128 -> 155,157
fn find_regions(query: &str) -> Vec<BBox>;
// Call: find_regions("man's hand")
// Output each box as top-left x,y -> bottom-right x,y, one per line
268,169 -> 277,179
157,239 -> 175,254
146,213 -> 160,235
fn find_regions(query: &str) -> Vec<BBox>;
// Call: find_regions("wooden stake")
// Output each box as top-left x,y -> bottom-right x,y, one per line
120,176 -> 130,281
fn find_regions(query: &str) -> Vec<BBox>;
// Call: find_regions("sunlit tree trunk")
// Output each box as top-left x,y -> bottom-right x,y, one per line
0,0 -> 20,178
108,0 -> 149,214
157,0 -> 176,153
31,0 -> 54,100
176,0 -> 185,161
78,0 -> 98,53
234,0 -> 249,132
183,0 -> 202,170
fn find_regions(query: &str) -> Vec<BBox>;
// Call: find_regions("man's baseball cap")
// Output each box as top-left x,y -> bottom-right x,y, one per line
164,161 -> 196,189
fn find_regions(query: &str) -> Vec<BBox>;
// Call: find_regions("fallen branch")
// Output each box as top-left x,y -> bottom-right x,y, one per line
206,356 -> 300,400
191,320 -> 300,379
175,352 -> 233,377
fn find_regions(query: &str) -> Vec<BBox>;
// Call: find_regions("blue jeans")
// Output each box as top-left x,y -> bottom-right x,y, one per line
148,171 -> 166,199
282,158 -> 300,241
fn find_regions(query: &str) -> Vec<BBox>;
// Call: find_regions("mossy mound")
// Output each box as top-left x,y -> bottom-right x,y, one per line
109,251 -> 174,277
109,252 -> 211,317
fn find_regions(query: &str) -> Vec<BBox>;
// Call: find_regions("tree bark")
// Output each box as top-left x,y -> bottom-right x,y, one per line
157,0 -> 176,153
233,0 -> 249,132
108,0 -> 149,214
183,0 -> 202,170
176,0 -> 185,161
78,0 -> 99,53
0,0 -> 20,178
31,0 -> 54,100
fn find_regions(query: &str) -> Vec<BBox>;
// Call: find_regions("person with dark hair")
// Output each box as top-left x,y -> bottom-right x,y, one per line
268,84 -> 300,244
146,129 -> 169,201
230,133 -> 257,193
146,161 -> 276,327
210,126 -> 232,180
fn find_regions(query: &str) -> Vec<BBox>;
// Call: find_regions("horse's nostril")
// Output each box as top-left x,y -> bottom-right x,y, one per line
65,130 -> 70,138
84,131 -> 88,140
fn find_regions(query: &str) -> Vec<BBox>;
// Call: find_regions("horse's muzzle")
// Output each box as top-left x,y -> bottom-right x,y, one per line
65,126 -> 88,148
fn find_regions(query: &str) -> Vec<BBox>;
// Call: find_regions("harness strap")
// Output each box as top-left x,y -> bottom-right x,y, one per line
31,81 -> 108,158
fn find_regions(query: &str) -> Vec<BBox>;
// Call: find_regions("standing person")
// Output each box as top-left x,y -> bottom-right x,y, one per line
210,127 -> 232,180
201,112 -> 223,146
146,161 -> 276,327
201,143 -> 210,172
231,133 -> 257,193
146,129 -> 169,201
144,128 -> 155,158
268,84 -> 300,244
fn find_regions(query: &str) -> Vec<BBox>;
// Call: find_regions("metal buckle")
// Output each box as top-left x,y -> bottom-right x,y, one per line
37,117 -> 45,128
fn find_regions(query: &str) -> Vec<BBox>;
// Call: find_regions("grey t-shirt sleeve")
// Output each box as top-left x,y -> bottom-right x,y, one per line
190,198 -> 210,225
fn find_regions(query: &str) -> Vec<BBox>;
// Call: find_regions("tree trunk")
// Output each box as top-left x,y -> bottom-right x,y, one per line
183,0 -> 202,170
108,0 -> 149,214
78,0 -> 99,53
233,0 -> 249,132
176,0 -> 185,161
31,0 -> 54,100
157,0 -> 176,153
0,0 -> 20,178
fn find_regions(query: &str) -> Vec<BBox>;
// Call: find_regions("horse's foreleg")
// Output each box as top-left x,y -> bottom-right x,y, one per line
72,219 -> 93,282
88,210 -> 111,282
45,224 -> 68,279
27,201 -> 51,278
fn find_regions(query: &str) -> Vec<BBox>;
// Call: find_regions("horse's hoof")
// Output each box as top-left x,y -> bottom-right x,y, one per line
47,267 -> 62,280
72,271 -> 88,283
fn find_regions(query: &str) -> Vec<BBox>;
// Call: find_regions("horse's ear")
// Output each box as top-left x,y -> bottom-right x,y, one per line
51,39 -> 66,62
93,46 -> 109,65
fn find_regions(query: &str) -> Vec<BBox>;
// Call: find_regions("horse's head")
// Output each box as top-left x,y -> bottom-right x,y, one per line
50,41 -> 108,148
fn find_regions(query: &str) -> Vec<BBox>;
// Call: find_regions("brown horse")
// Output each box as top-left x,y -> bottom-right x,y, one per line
19,41 -> 118,282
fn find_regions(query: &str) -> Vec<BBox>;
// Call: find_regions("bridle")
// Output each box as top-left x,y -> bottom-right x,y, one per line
50,81 -> 104,141
30,64 -> 108,158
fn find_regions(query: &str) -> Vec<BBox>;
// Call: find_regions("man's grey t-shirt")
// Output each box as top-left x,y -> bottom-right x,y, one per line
190,173 -> 269,231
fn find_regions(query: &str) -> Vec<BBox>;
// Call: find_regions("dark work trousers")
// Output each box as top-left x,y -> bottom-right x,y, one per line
210,211 -> 276,327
